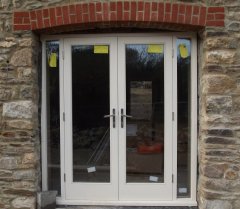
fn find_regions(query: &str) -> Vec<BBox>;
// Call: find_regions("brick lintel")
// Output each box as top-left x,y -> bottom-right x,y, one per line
13,2 -> 225,31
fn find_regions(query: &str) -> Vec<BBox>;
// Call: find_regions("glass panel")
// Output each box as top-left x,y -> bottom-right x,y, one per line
177,39 -> 191,197
72,45 -> 110,182
46,41 -> 61,194
126,44 -> 164,183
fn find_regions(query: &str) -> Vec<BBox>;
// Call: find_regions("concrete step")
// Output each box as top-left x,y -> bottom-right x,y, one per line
57,206 -> 198,209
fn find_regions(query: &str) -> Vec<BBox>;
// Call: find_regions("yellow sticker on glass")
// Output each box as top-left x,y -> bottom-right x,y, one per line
147,45 -> 163,54
94,45 -> 109,54
179,44 -> 189,58
49,53 -> 57,68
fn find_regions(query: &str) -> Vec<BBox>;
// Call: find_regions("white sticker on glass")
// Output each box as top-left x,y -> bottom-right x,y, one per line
149,176 -> 159,182
179,187 -> 188,193
87,166 -> 96,173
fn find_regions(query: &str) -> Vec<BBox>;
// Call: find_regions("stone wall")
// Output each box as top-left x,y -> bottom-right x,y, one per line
199,0 -> 240,208
0,0 -> 240,209
0,3 -> 40,207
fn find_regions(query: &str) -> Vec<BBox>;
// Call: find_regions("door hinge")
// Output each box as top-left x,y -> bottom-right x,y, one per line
172,48 -> 174,58
64,173 -> 66,182
172,112 -> 174,121
172,174 -> 174,183
63,112 -> 65,121
62,50 -> 64,60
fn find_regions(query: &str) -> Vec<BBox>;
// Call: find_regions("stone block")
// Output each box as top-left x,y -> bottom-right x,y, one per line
12,197 -> 35,209
206,95 -> 232,114
12,181 -> 36,190
6,120 -> 33,130
202,163 -> 227,178
13,169 -> 36,180
2,101 -> 34,119
204,65 -> 224,73
0,169 -> 12,177
205,199 -> 232,209
20,86 -> 33,99
206,50 -> 236,64
207,128 -> 234,137
224,169 -> 238,180
37,191 -> 57,209
226,65 -> 240,73
0,87 -> 14,100
228,22 -> 240,32
19,38 -> 34,47
0,156 -> 20,169
0,41 -> 16,48
17,67 -> 32,79
10,48 -> 32,67
205,37 -> 238,49
232,96 -> 240,113
22,153 -> 36,164
203,75 -> 236,94
204,136 -> 236,144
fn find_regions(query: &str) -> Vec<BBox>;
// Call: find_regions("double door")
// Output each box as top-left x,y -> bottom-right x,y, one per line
64,36 -> 173,201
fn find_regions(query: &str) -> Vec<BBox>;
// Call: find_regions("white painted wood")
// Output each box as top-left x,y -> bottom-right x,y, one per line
118,36 -> 173,200
64,37 -> 119,200
59,39 -> 66,198
190,35 -> 198,202
172,37 -> 178,200
56,197 -> 198,206
41,40 -> 48,191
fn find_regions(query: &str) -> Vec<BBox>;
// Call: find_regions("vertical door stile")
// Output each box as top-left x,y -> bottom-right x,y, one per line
172,36 -> 178,200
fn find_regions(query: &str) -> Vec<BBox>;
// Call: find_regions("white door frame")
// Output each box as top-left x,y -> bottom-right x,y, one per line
41,33 -> 198,206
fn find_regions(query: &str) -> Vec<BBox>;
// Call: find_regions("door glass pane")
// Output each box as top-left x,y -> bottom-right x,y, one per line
177,39 -> 191,197
126,44 -> 164,183
72,45 -> 110,182
46,41 -> 61,194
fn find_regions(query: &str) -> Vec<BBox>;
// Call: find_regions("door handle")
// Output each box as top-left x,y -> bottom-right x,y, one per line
104,109 -> 116,128
121,108 -> 132,128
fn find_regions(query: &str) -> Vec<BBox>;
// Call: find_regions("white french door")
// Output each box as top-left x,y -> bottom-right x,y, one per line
118,37 -> 173,200
64,37 -> 118,200
64,36 -> 173,201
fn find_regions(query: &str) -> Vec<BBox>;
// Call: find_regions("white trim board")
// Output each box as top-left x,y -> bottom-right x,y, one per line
56,198 -> 198,206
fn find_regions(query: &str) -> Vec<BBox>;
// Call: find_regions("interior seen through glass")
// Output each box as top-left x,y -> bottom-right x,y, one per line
177,38 -> 191,197
72,45 -> 110,182
126,44 -> 164,183
46,41 -> 61,194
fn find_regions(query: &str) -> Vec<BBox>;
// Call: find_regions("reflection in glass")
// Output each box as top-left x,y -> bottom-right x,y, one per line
72,45 -> 110,182
46,41 -> 61,194
177,39 -> 191,197
126,44 -> 164,183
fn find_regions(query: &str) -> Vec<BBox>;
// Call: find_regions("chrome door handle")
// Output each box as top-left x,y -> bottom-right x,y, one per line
121,108 -> 132,128
104,109 -> 116,128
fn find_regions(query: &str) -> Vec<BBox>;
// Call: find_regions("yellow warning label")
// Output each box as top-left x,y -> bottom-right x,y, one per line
94,45 -> 109,54
147,45 -> 163,54
179,44 -> 189,58
49,53 -> 57,68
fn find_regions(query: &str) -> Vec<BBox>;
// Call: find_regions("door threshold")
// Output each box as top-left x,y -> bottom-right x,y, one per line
56,198 -> 198,207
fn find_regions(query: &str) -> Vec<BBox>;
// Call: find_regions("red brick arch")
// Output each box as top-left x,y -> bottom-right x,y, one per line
13,1 -> 225,33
